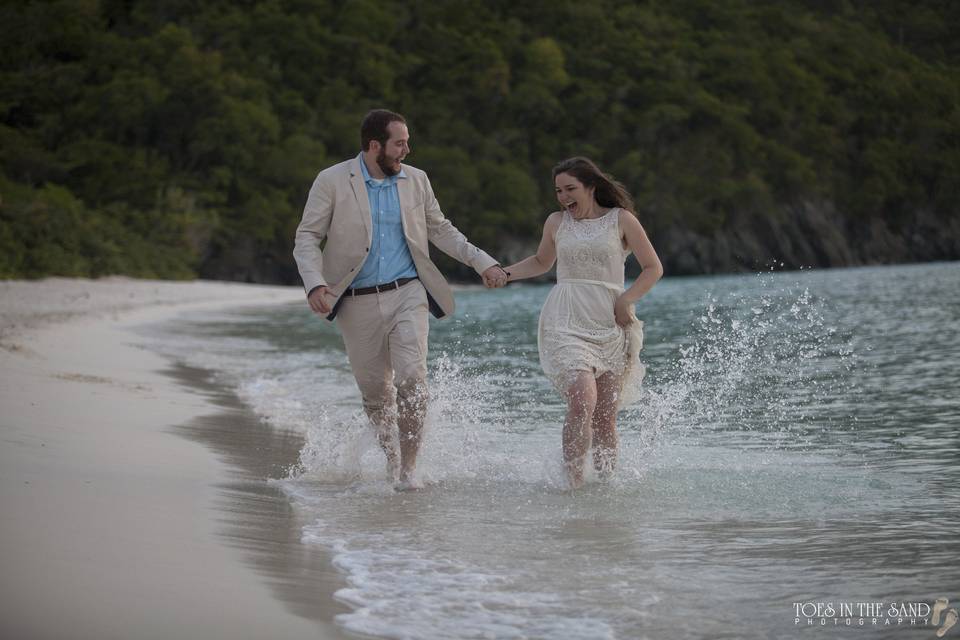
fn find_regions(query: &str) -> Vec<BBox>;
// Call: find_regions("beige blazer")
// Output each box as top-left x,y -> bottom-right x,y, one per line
293,155 -> 498,320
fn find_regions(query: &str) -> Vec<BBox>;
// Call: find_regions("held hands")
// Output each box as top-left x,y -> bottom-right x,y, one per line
614,294 -> 636,328
308,268 -> 508,314
307,285 -> 333,314
482,265 -> 509,289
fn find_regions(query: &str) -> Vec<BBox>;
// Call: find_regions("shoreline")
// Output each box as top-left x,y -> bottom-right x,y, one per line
163,362 -> 353,628
0,277 -> 351,639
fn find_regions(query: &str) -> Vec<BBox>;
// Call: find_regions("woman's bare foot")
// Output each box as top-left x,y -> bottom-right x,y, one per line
564,457 -> 586,490
593,447 -> 617,481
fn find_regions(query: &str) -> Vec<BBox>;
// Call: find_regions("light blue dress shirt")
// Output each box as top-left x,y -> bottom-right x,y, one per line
350,153 -> 418,289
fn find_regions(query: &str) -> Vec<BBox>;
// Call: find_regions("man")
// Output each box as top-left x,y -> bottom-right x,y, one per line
293,109 -> 507,490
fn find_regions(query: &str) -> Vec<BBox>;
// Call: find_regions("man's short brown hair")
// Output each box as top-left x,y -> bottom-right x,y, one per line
361,109 -> 406,151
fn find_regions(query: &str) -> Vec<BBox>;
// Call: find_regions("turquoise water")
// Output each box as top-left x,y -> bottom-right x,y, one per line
156,262 -> 960,639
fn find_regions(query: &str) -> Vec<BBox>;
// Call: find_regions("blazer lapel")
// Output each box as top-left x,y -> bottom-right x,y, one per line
348,158 -> 372,242
396,170 -> 417,245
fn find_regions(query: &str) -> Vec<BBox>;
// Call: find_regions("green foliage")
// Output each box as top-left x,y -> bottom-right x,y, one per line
0,174 -> 195,278
1,0 -> 958,280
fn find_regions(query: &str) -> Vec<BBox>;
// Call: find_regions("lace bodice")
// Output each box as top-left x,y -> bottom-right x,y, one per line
554,208 -> 628,285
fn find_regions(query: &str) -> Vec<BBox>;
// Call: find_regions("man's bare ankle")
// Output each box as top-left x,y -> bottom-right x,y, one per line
394,471 -> 424,492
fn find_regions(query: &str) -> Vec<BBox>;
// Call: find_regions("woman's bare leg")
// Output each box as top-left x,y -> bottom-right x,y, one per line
563,372 -> 597,489
592,371 -> 621,479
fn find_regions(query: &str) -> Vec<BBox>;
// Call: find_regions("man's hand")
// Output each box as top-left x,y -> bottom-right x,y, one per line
307,285 -> 333,314
482,265 -> 508,288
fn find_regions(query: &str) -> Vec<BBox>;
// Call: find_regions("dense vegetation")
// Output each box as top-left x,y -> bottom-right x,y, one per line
2,0 -> 958,281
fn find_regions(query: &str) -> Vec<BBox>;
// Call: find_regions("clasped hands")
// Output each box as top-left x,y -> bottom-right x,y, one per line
482,265 -> 509,289
308,267 -> 509,315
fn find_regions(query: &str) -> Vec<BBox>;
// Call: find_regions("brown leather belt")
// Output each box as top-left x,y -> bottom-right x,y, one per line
347,277 -> 418,297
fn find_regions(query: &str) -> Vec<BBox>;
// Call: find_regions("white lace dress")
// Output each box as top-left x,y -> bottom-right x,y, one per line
538,208 -> 646,405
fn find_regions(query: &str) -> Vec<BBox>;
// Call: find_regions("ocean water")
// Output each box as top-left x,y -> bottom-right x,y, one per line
147,262 -> 959,639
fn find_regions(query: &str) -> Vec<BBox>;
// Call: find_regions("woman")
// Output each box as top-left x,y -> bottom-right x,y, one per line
505,157 -> 663,488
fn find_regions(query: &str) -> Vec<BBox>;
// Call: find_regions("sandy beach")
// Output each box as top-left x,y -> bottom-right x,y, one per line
0,278 -> 350,640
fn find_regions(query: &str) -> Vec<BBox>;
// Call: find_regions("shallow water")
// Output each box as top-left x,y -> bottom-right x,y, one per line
148,262 -> 960,639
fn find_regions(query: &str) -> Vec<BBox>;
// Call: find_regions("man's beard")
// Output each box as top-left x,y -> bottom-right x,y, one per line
377,147 -> 401,177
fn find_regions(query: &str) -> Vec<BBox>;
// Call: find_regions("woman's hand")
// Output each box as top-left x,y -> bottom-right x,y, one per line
614,294 -> 635,328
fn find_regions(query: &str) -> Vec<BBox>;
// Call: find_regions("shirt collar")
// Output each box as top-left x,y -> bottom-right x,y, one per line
357,152 -> 406,186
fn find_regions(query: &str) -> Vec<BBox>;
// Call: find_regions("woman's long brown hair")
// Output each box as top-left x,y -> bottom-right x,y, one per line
552,157 -> 635,214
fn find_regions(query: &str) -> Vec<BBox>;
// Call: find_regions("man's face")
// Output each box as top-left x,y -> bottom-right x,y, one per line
376,122 -> 410,176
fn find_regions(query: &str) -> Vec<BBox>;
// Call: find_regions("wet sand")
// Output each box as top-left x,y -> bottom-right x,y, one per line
0,278 -> 352,640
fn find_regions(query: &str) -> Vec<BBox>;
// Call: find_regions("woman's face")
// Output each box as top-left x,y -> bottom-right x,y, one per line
555,172 -> 595,218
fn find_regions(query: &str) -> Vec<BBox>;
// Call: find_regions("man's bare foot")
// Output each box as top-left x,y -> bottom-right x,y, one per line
385,455 -> 401,484
393,466 -> 425,492
394,476 -> 425,492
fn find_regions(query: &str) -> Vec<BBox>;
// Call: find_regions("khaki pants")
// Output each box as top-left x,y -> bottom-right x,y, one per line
336,280 -> 430,426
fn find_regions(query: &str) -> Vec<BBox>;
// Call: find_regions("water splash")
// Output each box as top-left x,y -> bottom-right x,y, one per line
616,277 -> 859,479
279,275 -> 861,490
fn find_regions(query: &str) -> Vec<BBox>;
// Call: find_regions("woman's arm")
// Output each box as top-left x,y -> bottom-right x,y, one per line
615,210 -> 664,326
504,212 -> 561,282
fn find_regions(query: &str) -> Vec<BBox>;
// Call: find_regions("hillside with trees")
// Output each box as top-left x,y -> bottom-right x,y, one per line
2,0 -> 958,282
